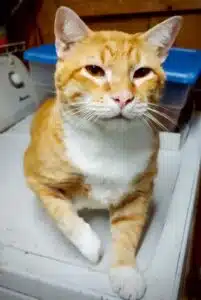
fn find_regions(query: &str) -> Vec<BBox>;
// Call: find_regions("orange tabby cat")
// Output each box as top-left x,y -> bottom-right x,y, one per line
24,7 -> 182,300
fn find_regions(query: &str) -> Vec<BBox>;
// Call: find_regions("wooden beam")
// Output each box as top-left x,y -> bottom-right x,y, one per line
57,0 -> 201,17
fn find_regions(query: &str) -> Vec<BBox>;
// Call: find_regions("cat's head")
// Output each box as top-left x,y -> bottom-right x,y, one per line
54,7 -> 182,131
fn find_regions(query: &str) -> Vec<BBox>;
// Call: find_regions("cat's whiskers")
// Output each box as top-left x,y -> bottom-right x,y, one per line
65,109 -> 97,129
68,103 -> 115,122
79,109 -> 95,121
67,108 -> 81,117
69,101 -> 107,108
78,107 -> 104,124
148,102 -> 181,112
141,116 -> 155,132
145,112 -> 169,131
147,107 -> 177,125
84,111 -> 96,122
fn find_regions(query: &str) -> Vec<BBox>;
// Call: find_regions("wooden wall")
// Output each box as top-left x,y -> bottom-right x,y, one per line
32,0 -> 201,49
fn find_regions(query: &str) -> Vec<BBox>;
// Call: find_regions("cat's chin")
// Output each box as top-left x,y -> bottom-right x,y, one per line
98,117 -> 138,132
64,114 -> 144,133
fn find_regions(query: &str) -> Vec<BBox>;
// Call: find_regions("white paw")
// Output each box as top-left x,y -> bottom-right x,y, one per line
110,266 -> 146,300
76,223 -> 102,264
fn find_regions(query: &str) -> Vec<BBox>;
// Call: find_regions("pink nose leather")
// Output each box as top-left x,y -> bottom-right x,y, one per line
112,90 -> 134,109
113,98 -> 133,109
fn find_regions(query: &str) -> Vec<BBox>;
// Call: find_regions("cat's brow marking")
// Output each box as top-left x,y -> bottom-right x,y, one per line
100,45 -> 113,65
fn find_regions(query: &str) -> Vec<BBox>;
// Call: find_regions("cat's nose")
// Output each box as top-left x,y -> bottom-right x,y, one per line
113,97 -> 133,109
112,90 -> 134,109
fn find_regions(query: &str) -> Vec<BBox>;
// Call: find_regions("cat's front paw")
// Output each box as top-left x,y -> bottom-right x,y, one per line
110,266 -> 146,300
76,223 -> 102,264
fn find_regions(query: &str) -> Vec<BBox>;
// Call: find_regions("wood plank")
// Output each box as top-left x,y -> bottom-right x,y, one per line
36,0 -> 58,43
56,0 -> 166,17
86,16 -> 149,33
36,1 -> 201,47
36,13 -> 150,43
176,15 -> 201,49
57,0 -> 201,17
164,0 -> 201,10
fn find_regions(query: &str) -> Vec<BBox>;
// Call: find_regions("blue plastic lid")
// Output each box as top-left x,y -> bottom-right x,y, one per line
24,44 -> 57,65
24,44 -> 201,85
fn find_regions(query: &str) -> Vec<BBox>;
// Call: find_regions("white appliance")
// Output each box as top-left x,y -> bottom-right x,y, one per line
0,50 -> 200,299
0,46 -> 38,132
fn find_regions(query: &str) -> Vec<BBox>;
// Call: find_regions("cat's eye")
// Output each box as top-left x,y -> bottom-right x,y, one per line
133,67 -> 152,79
85,65 -> 105,77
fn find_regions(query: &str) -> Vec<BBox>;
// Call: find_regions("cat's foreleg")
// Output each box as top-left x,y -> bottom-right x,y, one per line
109,194 -> 151,300
28,179 -> 102,263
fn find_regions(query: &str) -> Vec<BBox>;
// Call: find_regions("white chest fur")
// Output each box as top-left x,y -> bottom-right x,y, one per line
63,121 -> 154,208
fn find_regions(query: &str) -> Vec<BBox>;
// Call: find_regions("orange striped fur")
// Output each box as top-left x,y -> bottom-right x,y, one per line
24,7 -> 182,300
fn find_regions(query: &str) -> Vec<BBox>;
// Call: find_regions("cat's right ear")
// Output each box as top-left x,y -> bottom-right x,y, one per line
54,6 -> 92,59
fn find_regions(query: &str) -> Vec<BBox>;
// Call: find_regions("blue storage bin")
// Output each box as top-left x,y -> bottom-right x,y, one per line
24,44 -> 201,121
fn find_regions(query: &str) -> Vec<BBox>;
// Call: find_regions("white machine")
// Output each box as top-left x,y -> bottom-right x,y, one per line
0,47 -> 200,300
0,42 -> 38,132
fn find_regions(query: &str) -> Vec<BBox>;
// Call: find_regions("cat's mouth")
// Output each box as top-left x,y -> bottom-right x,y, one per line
102,113 -> 131,121
111,116 -> 130,120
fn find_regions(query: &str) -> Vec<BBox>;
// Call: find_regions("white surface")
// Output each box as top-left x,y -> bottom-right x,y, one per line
160,123 -> 190,150
0,287 -> 38,300
7,114 -> 33,134
0,114 -> 200,300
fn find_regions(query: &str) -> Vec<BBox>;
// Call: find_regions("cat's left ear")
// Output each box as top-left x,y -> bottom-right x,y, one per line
142,16 -> 183,62
54,6 -> 92,59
